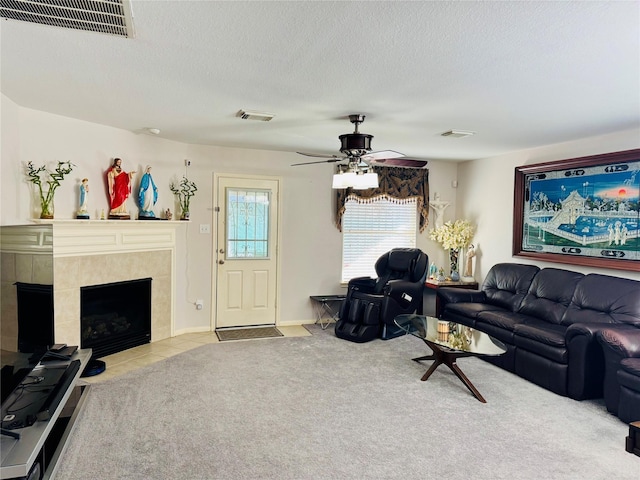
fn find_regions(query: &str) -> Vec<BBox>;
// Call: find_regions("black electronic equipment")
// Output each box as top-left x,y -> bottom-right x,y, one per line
1,351 -> 80,432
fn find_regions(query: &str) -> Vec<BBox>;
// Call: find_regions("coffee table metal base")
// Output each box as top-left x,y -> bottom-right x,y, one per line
413,338 -> 488,403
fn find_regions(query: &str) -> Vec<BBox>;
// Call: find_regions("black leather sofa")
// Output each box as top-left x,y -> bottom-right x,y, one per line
437,263 -> 640,403
598,328 -> 640,423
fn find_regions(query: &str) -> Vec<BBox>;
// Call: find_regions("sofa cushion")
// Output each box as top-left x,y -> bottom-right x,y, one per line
561,274 -> 640,327
620,358 -> 640,379
482,263 -> 540,312
444,302 -> 506,321
513,321 -> 568,364
518,268 -> 584,324
477,310 -> 535,332
618,359 -> 640,399
514,321 -> 567,347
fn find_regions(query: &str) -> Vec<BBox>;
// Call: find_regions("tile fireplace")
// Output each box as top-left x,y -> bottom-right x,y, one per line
1,222 -> 179,352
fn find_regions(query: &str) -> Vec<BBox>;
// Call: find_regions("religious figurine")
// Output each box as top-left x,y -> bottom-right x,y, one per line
76,178 -> 90,219
165,208 -> 173,221
107,157 -> 135,219
138,166 -> 158,218
463,244 -> 476,280
429,192 -> 450,228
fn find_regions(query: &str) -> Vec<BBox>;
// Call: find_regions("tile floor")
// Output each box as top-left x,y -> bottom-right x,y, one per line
82,324 -> 312,383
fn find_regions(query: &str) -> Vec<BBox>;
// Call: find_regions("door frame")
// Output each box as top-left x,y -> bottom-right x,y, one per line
210,172 -> 283,330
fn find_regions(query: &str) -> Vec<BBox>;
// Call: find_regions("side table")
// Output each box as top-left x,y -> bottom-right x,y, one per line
626,421 -> 640,457
423,279 -> 479,318
309,295 -> 346,330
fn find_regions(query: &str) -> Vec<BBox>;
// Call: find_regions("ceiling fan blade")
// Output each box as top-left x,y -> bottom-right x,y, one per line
296,151 -> 342,159
361,150 -> 405,161
291,158 -> 343,166
369,157 -> 428,168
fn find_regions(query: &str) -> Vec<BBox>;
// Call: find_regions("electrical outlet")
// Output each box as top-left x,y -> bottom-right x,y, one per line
195,299 -> 203,310
184,159 -> 191,166
199,224 -> 210,234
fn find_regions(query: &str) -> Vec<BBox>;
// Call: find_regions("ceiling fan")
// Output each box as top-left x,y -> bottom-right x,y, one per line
292,114 -> 428,170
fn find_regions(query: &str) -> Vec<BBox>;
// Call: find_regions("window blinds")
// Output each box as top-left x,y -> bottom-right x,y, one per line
341,197 -> 417,283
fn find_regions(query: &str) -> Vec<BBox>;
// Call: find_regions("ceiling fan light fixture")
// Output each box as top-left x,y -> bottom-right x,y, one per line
339,133 -> 373,156
332,169 -> 378,189
352,172 -> 379,190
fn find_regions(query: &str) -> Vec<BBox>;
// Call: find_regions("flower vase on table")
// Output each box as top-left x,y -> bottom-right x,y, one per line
26,161 -> 74,219
170,176 -> 197,221
429,219 -> 475,283
449,248 -> 460,281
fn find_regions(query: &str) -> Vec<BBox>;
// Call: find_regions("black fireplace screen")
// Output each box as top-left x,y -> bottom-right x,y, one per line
81,278 -> 151,359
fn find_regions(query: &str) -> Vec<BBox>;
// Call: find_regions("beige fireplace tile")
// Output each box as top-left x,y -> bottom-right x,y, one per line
102,348 -> 147,366
1,252 -> 16,282
153,324 -> 172,342
15,254 -> 34,283
129,354 -> 167,368
147,343 -> 185,356
55,288 -> 80,323
1,335 -> 17,352
32,254 -> 54,284
147,250 -> 172,277
1,282 -> 17,308
78,254 -> 110,286
55,319 -> 81,346
1,304 -> 17,335
54,257 -> 80,290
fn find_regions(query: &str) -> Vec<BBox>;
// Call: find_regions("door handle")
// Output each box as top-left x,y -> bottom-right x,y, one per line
219,248 -> 225,253
218,260 -> 225,264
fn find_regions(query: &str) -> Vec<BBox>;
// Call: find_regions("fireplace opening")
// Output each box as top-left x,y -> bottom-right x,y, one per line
15,282 -> 54,353
81,278 -> 151,359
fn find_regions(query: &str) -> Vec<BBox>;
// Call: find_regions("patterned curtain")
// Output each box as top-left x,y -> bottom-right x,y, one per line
336,166 -> 430,232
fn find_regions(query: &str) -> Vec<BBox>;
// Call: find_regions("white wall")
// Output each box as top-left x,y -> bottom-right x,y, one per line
1,94 -> 459,332
457,128 -> 640,282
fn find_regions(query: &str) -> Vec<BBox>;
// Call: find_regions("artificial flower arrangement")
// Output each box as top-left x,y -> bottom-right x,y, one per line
429,219 -> 475,250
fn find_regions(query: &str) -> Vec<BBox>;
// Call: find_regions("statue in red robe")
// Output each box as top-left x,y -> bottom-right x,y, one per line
107,158 -> 134,219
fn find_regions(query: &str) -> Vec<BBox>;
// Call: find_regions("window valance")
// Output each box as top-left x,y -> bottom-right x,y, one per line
336,166 -> 430,232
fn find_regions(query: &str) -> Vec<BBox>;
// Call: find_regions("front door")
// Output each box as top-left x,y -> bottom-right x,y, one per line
214,174 -> 280,329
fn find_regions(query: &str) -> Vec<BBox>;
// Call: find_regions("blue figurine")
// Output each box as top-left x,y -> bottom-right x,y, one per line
76,178 -> 90,219
138,166 -> 158,218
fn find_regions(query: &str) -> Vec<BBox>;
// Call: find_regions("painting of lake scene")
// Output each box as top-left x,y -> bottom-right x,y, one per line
521,158 -> 639,263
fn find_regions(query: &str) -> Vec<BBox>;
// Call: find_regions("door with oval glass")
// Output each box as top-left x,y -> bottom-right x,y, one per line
215,174 -> 280,328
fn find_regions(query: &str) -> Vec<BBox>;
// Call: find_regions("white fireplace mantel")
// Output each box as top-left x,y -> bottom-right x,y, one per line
30,219 -> 186,257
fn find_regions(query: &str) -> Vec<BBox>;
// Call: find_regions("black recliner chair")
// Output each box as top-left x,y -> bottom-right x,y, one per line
335,248 -> 428,343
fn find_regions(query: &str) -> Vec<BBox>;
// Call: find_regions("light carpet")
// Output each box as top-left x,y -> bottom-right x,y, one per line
55,325 -> 638,479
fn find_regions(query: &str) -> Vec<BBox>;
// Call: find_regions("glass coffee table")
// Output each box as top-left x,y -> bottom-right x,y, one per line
394,314 -> 506,403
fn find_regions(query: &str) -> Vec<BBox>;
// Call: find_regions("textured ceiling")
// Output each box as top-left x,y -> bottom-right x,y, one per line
1,1 -> 639,162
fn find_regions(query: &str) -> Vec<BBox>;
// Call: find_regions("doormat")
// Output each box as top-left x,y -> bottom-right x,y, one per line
216,326 -> 283,342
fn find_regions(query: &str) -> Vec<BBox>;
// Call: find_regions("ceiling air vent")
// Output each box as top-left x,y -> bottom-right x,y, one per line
441,130 -> 475,138
236,110 -> 275,122
0,0 -> 135,38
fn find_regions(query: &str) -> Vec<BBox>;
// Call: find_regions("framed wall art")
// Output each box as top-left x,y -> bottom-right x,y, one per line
513,148 -> 640,272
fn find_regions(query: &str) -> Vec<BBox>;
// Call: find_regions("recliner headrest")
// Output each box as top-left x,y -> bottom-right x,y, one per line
374,248 -> 428,284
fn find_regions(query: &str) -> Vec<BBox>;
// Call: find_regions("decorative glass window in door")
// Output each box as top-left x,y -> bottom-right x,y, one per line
226,188 -> 270,258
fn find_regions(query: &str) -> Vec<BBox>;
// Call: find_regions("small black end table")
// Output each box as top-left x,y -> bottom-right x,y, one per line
310,295 -> 346,330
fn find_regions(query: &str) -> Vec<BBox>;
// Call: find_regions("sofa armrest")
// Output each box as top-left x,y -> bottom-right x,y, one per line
348,277 -> 376,292
565,322 -> 618,400
598,327 -> 640,358
437,288 -> 486,306
596,326 -> 640,414
384,280 -> 424,308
